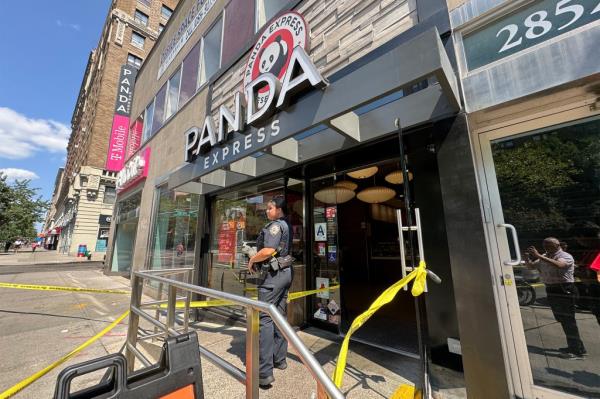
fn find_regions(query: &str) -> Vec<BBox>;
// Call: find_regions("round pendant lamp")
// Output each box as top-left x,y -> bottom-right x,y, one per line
347,166 -> 378,179
385,170 -> 413,185
314,186 -> 355,204
334,180 -> 358,191
356,186 -> 396,203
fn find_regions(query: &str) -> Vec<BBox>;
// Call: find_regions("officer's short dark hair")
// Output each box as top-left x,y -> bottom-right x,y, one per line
268,196 -> 287,214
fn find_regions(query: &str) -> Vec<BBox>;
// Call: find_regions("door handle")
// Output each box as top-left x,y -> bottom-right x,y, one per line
497,223 -> 522,266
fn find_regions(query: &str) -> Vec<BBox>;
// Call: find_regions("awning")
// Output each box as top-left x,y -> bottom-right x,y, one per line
168,27 -> 460,194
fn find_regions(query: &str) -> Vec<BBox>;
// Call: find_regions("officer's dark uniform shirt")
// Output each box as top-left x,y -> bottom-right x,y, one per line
257,218 -> 291,258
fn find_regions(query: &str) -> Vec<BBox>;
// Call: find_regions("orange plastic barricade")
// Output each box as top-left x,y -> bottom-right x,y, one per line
53,332 -> 203,399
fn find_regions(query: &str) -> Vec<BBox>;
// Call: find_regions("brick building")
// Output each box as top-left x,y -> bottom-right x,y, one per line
48,0 -> 179,255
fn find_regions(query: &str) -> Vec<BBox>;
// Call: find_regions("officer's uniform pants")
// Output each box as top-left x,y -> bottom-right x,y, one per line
258,267 -> 293,378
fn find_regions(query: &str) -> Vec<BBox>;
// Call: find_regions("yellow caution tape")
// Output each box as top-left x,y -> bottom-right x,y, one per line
332,261 -> 428,388
0,282 -> 130,295
158,285 -> 341,309
0,310 -> 130,399
288,285 -> 339,302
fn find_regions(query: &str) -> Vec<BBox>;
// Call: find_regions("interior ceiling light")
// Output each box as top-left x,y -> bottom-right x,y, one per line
334,181 -> 358,191
314,186 -> 355,204
347,166 -> 378,179
356,186 -> 396,204
371,204 -> 397,224
385,170 -> 414,185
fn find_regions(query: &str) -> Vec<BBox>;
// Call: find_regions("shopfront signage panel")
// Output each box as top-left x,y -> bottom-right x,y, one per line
116,147 -> 151,192
184,12 -> 327,165
158,0 -> 217,79
243,11 -> 309,109
106,65 -> 138,172
463,0 -> 600,71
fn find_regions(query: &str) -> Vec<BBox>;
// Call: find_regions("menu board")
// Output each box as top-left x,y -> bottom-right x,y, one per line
217,222 -> 237,264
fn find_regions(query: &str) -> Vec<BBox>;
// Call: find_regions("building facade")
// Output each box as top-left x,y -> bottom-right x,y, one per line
105,0 -> 600,397
448,0 -> 600,398
47,0 -> 179,255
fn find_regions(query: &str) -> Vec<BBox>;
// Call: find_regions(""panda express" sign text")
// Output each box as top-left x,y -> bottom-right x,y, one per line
185,12 -> 328,165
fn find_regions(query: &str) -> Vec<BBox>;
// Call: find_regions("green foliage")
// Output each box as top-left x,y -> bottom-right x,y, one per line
0,173 -> 49,243
493,126 -> 600,237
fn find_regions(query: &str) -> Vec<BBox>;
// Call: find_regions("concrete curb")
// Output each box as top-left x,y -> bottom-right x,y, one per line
1,261 -> 105,267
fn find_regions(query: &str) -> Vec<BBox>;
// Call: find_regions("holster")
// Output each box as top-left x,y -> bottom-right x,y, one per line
269,255 -> 295,271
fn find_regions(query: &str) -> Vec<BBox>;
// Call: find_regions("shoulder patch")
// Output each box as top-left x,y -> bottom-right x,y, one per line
269,224 -> 281,236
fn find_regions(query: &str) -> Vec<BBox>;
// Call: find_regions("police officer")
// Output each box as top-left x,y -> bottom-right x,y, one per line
247,196 -> 293,387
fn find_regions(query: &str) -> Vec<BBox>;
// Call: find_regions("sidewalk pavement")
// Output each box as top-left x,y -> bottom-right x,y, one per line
0,262 -> 467,398
0,248 -> 104,266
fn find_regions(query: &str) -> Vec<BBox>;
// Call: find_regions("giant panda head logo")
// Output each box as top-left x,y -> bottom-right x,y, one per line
258,35 -> 288,77
243,12 -> 309,110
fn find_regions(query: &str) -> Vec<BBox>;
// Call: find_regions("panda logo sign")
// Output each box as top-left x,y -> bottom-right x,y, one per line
244,11 -> 309,110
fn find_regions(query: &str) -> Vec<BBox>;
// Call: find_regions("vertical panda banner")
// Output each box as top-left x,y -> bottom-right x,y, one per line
106,65 -> 138,172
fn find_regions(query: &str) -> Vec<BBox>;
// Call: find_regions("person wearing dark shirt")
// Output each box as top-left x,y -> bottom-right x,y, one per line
247,196 -> 293,387
528,237 -> 586,359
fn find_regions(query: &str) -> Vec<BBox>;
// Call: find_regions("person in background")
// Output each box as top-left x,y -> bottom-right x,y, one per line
527,237 -> 586,360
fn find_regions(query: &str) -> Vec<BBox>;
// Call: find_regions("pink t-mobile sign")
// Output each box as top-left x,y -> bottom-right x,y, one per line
106,65 -> 138,172
106,114 -> 130,171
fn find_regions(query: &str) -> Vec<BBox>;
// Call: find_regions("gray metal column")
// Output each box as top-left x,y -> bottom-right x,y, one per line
436,114 -> 510,398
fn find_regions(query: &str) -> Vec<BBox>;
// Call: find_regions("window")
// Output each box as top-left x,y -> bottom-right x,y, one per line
161,5 -> 173,20
137,0 -> 151,7
152,84 -> 167,135
80,176 -> 88,187
199,17 -> 223,86
179,42 -> 201,106
207,179 -> 304,319
127,53 -> 143,69
142,100 -> 154,141
131,31 -> 145,49
134,9 -> 149,26
148,186 -> 199,270
159,24 -> 165,35
103,186 -> 116,204
165,68 -> 181,120
255,0 -> 287,31
222,0 -> 255,66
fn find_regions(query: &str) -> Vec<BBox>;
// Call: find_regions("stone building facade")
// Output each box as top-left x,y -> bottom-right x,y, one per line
48,0 -> 179,255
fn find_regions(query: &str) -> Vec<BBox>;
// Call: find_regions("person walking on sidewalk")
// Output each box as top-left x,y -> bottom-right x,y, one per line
247,196 -> 294,388
527,237 -> 587,360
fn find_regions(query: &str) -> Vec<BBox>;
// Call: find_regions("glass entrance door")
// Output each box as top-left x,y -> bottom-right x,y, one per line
479,118 -> 600,398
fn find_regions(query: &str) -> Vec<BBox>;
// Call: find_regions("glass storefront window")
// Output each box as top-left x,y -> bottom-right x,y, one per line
111,191 -> 142,273
207,179 -> 305,321
490,118 -> 600,397
148,186 -> 200,270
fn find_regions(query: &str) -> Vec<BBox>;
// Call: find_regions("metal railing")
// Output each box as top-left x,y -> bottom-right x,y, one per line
125,268 -> 344,399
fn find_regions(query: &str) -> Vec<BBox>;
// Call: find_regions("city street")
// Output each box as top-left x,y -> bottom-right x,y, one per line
0,252 -> 131,398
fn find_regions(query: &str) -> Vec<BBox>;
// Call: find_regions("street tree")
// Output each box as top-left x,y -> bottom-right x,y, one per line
0,172 -> 49,244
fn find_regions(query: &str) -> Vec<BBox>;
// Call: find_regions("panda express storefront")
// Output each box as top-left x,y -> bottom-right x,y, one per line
107,1 -> 505,396
171,21 -> 467,361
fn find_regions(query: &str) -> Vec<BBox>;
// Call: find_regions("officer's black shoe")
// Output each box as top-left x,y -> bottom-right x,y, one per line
274,361 -> 287,370
259,375 -> 275,387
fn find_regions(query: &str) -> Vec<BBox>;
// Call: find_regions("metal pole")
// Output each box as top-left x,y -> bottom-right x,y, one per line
125,275 -> 142,373
246,308 -> 260,399
166,285 -> 177,338
395,118 -> 431,399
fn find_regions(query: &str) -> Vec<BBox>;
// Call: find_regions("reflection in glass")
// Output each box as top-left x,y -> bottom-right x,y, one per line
492,118 -> 600,397
207,179 -> 304,322
148,187 -> 199,270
